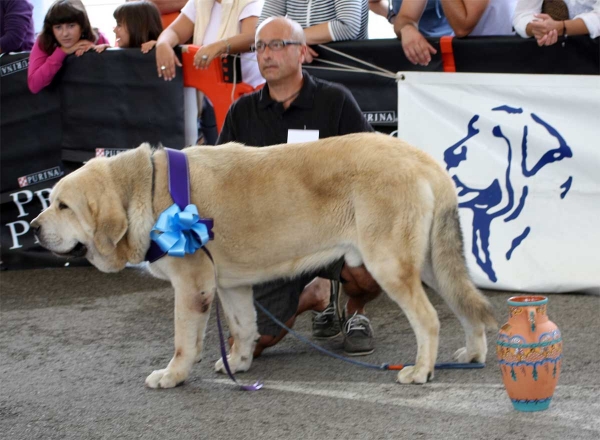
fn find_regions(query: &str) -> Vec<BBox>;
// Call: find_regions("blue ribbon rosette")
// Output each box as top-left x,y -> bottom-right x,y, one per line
150,203 -> 214,257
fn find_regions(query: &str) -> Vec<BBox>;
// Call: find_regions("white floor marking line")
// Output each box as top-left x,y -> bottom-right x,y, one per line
205,379 -> 600,432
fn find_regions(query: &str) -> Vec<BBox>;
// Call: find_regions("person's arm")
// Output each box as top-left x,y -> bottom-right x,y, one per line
27,40 -> 67,94
0,0 -> 34,53
194,16 -> 259,68
155,12 -> 194,79
369,0 -> 389,18
529,0 -> 600,40
393,0 -> 437,66
440,0 -> 489,38
574,0 -> 600,39
150,0 -> 188,14
394,0 -> 427,36
157,12 -> 194,48
315,0 -> 366,42
257,0 -> 287,27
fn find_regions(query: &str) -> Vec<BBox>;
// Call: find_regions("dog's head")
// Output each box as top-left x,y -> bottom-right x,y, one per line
30,157 -> 133,273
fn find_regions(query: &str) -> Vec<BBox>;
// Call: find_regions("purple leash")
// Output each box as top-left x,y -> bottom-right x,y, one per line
203,248 -> 262,391
215,300 -> 263,391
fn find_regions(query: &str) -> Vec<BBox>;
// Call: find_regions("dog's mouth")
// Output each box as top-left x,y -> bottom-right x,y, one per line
54,242 -> 88,258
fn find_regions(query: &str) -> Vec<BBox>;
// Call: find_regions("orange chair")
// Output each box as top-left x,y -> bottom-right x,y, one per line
181,45 -> 257,132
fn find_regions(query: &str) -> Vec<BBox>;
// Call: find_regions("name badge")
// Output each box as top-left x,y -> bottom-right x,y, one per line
287,129 -> 319,144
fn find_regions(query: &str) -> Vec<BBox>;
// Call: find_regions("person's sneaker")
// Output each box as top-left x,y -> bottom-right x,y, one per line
312,281 -> 342,339
343,312 -> 375,356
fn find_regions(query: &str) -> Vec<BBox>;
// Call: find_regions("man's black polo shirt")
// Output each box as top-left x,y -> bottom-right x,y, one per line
217,71 -> 373,147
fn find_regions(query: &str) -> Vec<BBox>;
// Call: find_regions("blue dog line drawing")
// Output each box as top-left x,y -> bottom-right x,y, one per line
443,106 -> 573,283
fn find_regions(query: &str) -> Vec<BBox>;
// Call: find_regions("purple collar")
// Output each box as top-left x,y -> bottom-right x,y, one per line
145,148 -> 214,263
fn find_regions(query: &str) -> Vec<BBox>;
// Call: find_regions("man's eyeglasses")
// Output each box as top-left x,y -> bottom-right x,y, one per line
251,40 -> 303,53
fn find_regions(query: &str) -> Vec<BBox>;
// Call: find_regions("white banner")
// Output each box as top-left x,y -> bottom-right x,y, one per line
397,72 -> 600,293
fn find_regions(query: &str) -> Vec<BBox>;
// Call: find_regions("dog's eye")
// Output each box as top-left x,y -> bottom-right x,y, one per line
58,202 -> 69,210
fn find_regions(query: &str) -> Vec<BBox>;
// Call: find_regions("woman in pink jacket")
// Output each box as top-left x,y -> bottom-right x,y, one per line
27,0 -> 109,94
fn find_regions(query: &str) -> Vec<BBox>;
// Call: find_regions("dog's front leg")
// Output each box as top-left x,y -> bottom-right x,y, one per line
145,280 -> 215,389
214,286 -> 257,374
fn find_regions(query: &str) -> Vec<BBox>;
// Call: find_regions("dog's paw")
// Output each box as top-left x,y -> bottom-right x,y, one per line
453,347 -> 486,364
145,368 -> 185,389
396,365 -> 433,384
214,354 -> 252,374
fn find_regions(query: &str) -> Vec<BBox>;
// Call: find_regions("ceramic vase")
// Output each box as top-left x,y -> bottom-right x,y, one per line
496,295 -> 562,412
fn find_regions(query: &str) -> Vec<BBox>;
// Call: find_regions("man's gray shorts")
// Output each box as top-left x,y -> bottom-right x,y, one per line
253,257 -> 345,336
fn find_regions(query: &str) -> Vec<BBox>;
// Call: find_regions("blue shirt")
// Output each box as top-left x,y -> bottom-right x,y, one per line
392,0 -> 453,37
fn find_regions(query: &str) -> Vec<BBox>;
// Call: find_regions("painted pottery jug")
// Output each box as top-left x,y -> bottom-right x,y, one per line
496,296 -> 562,412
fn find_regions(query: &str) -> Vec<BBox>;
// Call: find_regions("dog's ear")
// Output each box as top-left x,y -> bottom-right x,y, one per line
89,193 -> 128,256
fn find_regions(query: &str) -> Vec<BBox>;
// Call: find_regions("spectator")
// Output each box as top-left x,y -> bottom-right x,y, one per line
95,1 -> 163,53
253,2 -> 374,336
27,0 -> 110,94
154,0 -> 264,87
0,0 -> 35,54
154,0 -> 264,146
392,0 -> 452,66
218,17 -> 383,358
394,0 -> 516,66
391,0 -> 452,34
440,0 -> 517,37
258,0 -> 370,62
513,0 -> 600,46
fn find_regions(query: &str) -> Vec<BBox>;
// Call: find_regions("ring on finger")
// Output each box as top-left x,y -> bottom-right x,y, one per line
201,55 -> 208,60
160,65 -> 166,70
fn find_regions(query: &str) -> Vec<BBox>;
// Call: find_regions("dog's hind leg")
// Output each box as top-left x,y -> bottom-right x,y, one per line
429,206 -> 497,364
214,286 -> 257,374
365,252 -> 440,384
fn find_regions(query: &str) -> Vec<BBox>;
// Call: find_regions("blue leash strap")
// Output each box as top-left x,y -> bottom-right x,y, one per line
254,299 -> 386,370
253,299 -> 486,371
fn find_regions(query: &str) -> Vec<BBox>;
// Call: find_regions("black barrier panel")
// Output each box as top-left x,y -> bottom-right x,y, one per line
307,38 -> 443,131
453,36 -> 600,75
1,50 -> 184,270
1,53 -> 63,194
60,48 -> 185,162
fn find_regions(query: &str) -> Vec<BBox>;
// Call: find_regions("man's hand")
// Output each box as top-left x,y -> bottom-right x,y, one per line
401,25 -> 437,66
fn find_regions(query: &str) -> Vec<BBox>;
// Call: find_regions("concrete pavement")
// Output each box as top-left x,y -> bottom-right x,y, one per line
1,266 -> 598,439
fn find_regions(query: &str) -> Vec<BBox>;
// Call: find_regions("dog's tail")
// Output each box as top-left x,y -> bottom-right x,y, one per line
430,203 -> 497,330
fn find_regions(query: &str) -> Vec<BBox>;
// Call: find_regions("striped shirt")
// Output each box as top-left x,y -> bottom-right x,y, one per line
259,0 -> 369,41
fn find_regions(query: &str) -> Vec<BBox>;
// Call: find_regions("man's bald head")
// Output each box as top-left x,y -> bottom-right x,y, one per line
256,17 -> 306,44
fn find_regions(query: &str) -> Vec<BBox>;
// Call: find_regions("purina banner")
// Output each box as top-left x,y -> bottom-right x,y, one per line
397,72 -> 600,293
1,50 -> 184,270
